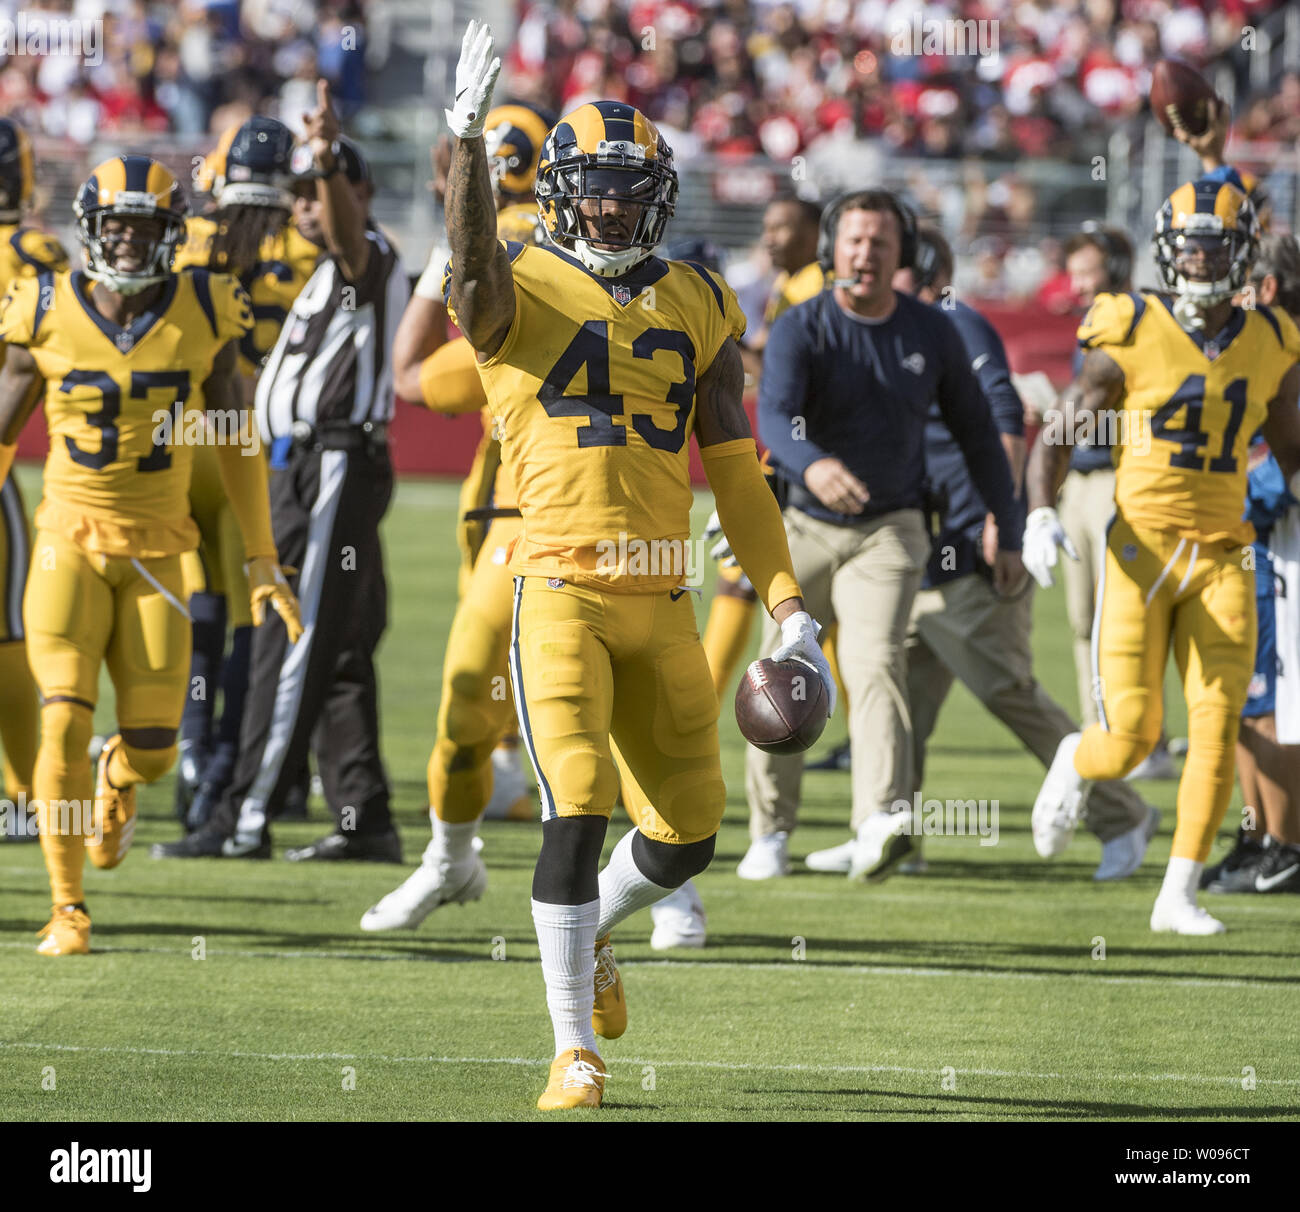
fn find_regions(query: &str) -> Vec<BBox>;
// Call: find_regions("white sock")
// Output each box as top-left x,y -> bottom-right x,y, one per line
1157,855 -> 1203,905
532,898 -> 600,1055
422,813 -> 479,868
597,829 -> 672,938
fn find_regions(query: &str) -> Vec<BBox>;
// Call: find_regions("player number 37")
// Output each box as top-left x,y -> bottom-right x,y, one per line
538,320 -> 696,453
62,368 -> 191,471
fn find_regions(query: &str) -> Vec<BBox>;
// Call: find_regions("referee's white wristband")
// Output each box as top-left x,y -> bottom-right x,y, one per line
414,255 -> 445,302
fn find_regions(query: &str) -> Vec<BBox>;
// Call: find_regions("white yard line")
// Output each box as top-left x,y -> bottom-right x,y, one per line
0,1039 -> 1294,1088
0,938 -> 1290,991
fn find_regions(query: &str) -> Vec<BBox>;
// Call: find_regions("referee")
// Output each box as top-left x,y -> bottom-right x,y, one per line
155,82 -> 410,862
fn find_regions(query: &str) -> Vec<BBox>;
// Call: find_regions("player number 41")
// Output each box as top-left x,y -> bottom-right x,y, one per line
1149,374 -> 1247,473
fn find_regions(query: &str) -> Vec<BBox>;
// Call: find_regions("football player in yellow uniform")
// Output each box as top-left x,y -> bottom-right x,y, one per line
1024,179 -> 1300,935
0,155 -> 302,955
171,118 -> 319,832
0,118 -> 67,825
442,22 -> 832,1109
360,105 -> 553,933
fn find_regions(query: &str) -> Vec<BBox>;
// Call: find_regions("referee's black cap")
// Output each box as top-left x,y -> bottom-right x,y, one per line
291,135 -> 371,187
336,137 -> 371,186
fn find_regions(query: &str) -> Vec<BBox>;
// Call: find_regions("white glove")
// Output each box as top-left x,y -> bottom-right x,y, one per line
445,21 -> 501,139
1022,506 -> 1079,589
770,610 -> 836,717
703,510 -> 736,565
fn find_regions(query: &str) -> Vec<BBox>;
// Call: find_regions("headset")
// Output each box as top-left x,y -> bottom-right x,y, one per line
911,230 -> 942,291
817,188 -> 918,276
1079,220 -> 1132,291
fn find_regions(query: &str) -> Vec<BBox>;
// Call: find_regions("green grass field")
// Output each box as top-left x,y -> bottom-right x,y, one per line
2,466 -> 1298,1122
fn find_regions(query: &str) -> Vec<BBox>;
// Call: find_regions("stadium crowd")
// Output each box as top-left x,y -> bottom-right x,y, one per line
0,0 -> 373,141
507,0 -> 1300,164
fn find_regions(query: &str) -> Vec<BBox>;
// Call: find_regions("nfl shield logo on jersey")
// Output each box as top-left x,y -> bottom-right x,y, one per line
613,284 -> 632,305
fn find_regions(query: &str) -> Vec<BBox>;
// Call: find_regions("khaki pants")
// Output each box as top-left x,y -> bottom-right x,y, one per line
1058,467 -> 1116,725
746,507 -> 929,839
906,572 -> 1148,842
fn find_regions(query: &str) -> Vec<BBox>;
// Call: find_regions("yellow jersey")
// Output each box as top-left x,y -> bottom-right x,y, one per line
1080,290 -> 1300,544
0,268 -> 253,557
763,260 -> 825,327
470,242 -> 746,592
0,223 -> 68,366
176,215 -> 319,377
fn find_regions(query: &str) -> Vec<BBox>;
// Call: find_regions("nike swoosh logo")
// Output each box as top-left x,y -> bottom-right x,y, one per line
1256,862 -> 1299,891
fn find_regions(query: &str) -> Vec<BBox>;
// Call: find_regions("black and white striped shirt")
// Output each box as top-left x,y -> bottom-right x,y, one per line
255,226 -> 409,440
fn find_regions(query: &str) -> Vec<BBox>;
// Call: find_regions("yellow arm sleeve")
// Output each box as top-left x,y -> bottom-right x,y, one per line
418,336 -> 488,415
0,442 -> 14,484
700,437 -> 802,613
213,429 -> 277,562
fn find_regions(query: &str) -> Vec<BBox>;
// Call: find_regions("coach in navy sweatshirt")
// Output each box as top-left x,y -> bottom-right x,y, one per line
739,190 -> 1024,885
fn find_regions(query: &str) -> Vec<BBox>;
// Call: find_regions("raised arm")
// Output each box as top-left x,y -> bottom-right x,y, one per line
1026,348 -> 1125,511
444,22 -> 515,359
302,80 -> 371,283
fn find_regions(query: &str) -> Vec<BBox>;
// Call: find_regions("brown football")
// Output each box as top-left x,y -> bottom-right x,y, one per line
1150,58 -> 1217,137
735,657 -> 830,755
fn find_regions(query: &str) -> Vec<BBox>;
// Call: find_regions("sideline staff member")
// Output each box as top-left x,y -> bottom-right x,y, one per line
741,190 -> 1024,883
155,84 -> 410,862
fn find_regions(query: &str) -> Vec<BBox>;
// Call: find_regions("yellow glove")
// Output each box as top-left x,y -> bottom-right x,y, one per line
247,556 -> 304,643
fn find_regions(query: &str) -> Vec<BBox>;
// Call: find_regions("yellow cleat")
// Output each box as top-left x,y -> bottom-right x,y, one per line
86,735 -> 137,870
592,933 -> 626,1039
537,1047 -> 605,1110
37,905 -> 91,956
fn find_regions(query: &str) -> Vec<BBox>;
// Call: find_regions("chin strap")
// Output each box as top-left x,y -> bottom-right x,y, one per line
83,266 -> 169,297
1172,293 -> 1211,331
574,240 -> 651,278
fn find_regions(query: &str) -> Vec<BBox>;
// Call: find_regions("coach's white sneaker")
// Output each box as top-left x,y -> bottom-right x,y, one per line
482,744 -> 533,821
804,838 -> 855,873
359,854 -> 487,930
1150,897 -> 1225,935
1094,807 -> 1160,881
1032,732 -> 1093,858
848,811 -> 913,883
737,832 -> 790,880
650,880 -> 707,950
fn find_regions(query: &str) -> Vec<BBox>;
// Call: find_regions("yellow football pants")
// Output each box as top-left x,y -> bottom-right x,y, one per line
0,474 -> 37,796
429,518 -> 522,823
186,443 -> 251,625
510,576 -> 725,845
25,530 -> 191,906
1075,515 -> 1255,862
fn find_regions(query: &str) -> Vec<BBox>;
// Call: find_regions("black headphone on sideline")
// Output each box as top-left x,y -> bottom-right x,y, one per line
911,230 -> 942,291
817,189 -> 918,273
1080,220 -> 1132,291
